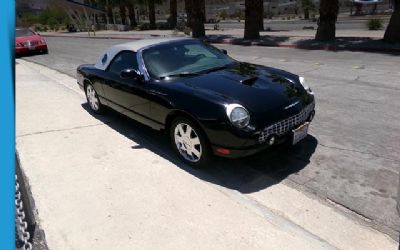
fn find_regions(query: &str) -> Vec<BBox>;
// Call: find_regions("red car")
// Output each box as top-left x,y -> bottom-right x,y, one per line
15,28 -> 48,55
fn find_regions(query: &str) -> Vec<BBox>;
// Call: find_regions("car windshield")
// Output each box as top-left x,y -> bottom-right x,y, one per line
16,29 -> 35,37
142,40 -> 235,79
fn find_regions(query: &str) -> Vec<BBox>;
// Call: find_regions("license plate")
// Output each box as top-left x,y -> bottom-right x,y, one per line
292,122 -> 309,145
28,46 -> 35,50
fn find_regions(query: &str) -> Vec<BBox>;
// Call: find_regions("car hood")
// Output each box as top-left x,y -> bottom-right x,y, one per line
174,62 -> 312,124
16,35 -> 42,43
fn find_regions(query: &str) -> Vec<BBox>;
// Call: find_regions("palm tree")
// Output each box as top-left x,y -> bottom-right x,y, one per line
169,0 -> 177,29
98,0 -> 115,24
315,0 -> 339,41
384,0 -> 400,43
244,0 -> 262,39
126,0 -> 137,27
118,0 -> 127,25
148,0 -> 156,29
259,0 -> 264,31
301,0 -> 315,20
185,0 -> 193,28
185,0 -> 205,38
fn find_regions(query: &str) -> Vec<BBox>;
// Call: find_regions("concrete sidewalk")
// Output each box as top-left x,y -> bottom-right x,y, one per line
41,29 -> 400,53
16,59 -> 398,250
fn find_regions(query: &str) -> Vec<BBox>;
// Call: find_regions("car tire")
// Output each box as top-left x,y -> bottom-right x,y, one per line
170,117 -> 211,167
85,83 -> 104,114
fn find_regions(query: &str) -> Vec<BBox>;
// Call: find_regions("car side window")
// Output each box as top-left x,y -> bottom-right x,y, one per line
107,51 -> 139,75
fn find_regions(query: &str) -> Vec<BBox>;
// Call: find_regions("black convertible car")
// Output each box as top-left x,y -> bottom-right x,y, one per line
77,37 -> 315,166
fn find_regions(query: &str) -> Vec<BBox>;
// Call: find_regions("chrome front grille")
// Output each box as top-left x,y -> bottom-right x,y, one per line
22,41 -> 38,47
258,102 -> 315,143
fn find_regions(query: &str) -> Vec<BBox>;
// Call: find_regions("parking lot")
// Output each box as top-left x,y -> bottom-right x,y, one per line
17,36 -> 400,247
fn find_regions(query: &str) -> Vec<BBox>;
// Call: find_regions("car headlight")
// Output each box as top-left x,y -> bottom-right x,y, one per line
299,76 -> 313,94
225,104 -> 250,129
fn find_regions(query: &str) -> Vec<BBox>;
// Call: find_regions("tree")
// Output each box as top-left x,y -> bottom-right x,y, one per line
126,0 -> 137,27
148,0 -> 156,29
169,0 -> 177,28
259,0 -> 264,31
118,1 -> 127,25
97,0 -> 115,24
185,0 -> 205,38
315,0 -> 339,41
185,0 -> 193,30
384,0 -> 400,43
244,0 -> 262,39
219,10 -> 228,20
301,0 -> 315,20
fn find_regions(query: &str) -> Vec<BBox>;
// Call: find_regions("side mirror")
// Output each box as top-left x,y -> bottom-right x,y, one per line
120,68 -> 144,82
221,49 -> 228,55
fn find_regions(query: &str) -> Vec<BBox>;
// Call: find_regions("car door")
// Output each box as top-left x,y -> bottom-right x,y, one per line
102,50 -> 152,126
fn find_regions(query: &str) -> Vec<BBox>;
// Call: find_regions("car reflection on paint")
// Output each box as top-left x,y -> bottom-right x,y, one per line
77,38 -> 315,167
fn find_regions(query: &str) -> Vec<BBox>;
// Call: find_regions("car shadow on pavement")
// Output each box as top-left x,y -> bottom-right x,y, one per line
82,103 -> 318,194
15,52 -> 48,59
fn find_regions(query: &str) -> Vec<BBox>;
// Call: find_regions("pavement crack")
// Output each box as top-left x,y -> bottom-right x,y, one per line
299,66 -> 321,75
211,185 -> 337,249
17,122 -> 111,138
326,198 -> 373,222
318,143 -> 399,162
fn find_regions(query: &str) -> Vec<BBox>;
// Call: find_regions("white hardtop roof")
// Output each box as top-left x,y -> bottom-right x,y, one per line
94,37 -> 193,70
112,37 -> 192,51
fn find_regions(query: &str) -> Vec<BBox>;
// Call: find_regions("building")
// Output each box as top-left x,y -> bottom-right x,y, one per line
16,0 -> 49,18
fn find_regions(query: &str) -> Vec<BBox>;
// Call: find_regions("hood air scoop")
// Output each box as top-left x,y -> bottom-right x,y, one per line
240,76 -> 258,86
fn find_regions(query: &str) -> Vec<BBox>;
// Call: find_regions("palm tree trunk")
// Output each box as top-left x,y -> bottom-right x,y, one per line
190,0 -> 205,38
127,2 -> 137,28
244,0 -> 262,39
384,0 -> 400,43
107,5 -> 114,24
148,0 -> 156,29
170,0 -> 177,28
315,0 -> 339,41
185,0 -> 193,29
259,0 -> 264,31
119,4 -> 127,25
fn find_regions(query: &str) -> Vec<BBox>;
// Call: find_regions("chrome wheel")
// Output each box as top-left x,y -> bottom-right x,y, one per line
174,123 -> 202,163
86,85 -> 99,111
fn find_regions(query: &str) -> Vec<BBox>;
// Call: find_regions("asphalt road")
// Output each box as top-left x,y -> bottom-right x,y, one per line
21,37 -> 400,240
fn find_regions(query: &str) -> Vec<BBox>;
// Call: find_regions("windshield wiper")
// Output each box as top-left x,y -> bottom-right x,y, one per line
205,64 -> 232,73
159,72 -> 202,79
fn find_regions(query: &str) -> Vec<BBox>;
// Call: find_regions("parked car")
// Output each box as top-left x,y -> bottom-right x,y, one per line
77,38 -> 315,167
15,28 -> 48,56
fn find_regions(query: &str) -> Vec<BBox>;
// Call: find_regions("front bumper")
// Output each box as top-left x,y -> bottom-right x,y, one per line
208,101 -> 316,159
16,44 -> 48,55
211,133 -> 291,158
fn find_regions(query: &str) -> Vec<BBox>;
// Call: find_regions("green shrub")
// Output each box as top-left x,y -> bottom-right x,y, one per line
137,23 -> 150,30
367,18 -> 383,30
34,24 -> 49,32
156,22 -> 170,30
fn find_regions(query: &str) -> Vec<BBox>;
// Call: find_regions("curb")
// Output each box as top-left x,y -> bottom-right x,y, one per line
16,152 -> 49,250
42,34 -> 400,54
